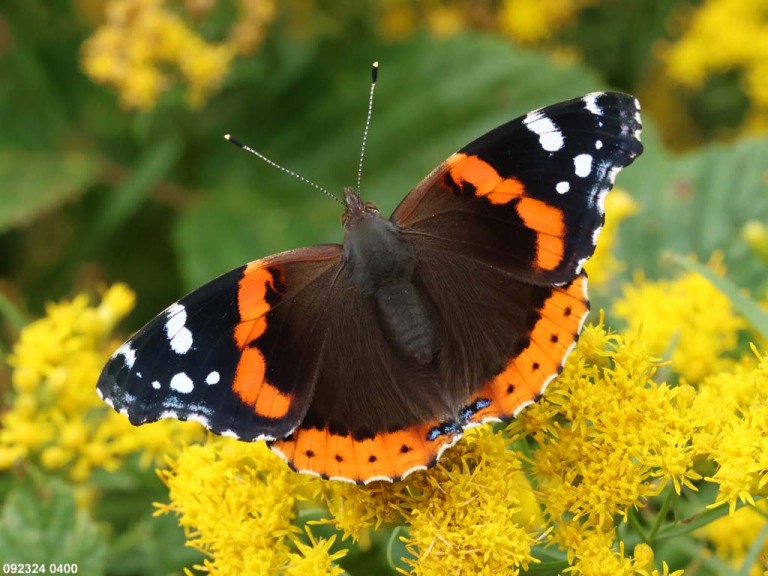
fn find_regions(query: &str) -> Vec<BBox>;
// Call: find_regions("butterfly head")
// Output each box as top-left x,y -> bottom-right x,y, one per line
341,187 -> 382,231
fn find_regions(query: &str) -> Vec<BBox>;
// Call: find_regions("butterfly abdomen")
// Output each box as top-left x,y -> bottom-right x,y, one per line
343,192 -> 434,364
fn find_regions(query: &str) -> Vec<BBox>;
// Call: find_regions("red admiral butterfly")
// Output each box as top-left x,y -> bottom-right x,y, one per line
98,89 -> 642,484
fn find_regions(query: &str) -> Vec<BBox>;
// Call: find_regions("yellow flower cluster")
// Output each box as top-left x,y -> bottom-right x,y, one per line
158,425 -> 540,575
0,284 -> 202,481
700,500 -> 768,573
375,0 -> 593,44
81,0 -> 275,109
742,220 -> 768,262
612,256 -> 746,383
697,346 -> 768,512
660,0 -> 768,132
156,439 -> 345,575
522,322 -> 693,573
499,0 -> 596,44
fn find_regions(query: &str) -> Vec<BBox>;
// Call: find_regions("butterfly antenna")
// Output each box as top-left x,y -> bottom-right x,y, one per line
224,135 -> 343,205
356,61 -> 379,194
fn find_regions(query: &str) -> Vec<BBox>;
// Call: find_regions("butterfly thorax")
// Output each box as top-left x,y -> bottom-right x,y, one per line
341,187 -> 434,364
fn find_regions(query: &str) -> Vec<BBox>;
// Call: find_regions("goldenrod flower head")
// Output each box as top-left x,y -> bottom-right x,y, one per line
702,346 -> 768,512
613,256 -> 746,383
81,0 -> 274,109
660,0 -> 768,134
0,285 -> 202,481
742,219 -> 768,262
283,528 -> 347,576
500,0 -> 596,44
525,324 -> 703,538
396,427 -> 538,575
157,437 -> 329,575
699,500 -> 768,572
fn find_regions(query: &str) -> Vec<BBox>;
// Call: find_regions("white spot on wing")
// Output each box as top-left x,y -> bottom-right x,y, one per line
574,154 -> 593,177
556,181 -> 570,194
205,371 -> 220,385
185,414 -> 212,428
152,380 -> 161,390
170,328 -> 193,354
165,303 -> 193,354
170,372 -> 194,394
584,93 -> 603,115
595,139 -> 603,149
115,343 -> 137,369
165,303 -> 186,332
524,113 -> 564,152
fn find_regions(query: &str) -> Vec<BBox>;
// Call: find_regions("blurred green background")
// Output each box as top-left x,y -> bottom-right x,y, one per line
1,0 -> 768,574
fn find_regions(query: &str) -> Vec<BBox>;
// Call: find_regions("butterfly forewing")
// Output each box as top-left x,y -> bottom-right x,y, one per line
97,246 -> 342,441
392,92 -> 642,285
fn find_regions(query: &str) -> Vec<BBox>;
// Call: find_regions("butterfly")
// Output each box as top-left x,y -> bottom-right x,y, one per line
98,91 -> 643,484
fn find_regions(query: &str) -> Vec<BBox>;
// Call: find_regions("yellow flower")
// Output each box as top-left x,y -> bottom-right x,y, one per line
659,0 -> 768,135
702,346 -> 768,513
523,322 -> 707,566
283,528 -> 348,576
81,0 -> 272,110
699,500 -> 768,574
742,220 -> 768,262
156,438 -> 327,575
0,284 -> 202,481
230,0 -> 277,54
499,0 -> 596,44
396,427 -> 538,576
612,255 -> 746,383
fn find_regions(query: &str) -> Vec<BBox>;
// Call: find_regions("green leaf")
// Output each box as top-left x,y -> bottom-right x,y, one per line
0,479 -> 107,572
174,32 -> 664,288
620,137 -> 768,290
105,511 -> 202,576
670,253 -> 768,339
738,520 -> 768,576
0,149 -> 99,233
88,133 -> 184,247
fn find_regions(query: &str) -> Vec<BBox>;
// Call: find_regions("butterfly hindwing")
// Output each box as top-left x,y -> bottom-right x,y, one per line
97,245 -> 342,441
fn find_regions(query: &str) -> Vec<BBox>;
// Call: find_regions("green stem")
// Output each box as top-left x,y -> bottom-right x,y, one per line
647,488 -> 675,544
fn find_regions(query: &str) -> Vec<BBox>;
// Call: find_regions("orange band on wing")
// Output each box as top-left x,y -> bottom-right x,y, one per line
446,153 -> 567,271
237,264 -> 283,324
447,153 -> 525,205
516,197 -> 565,270
270,420 -> 461,483
466,274 -> 589,423
232,262 -> 292,419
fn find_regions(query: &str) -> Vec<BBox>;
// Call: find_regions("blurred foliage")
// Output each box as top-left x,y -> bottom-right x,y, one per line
1,0 -> 768,574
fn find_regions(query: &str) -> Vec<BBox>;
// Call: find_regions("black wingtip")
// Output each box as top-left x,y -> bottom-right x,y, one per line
371,61 -> 379,83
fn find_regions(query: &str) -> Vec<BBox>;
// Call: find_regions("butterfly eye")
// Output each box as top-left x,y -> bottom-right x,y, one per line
364,201 -> 380,213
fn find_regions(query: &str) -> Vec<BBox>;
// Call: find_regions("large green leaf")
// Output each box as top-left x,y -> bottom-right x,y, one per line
619,136 -> 768,289
0,479 -> 107,571
174,32 -> 665,288
0,150 -> 99,233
